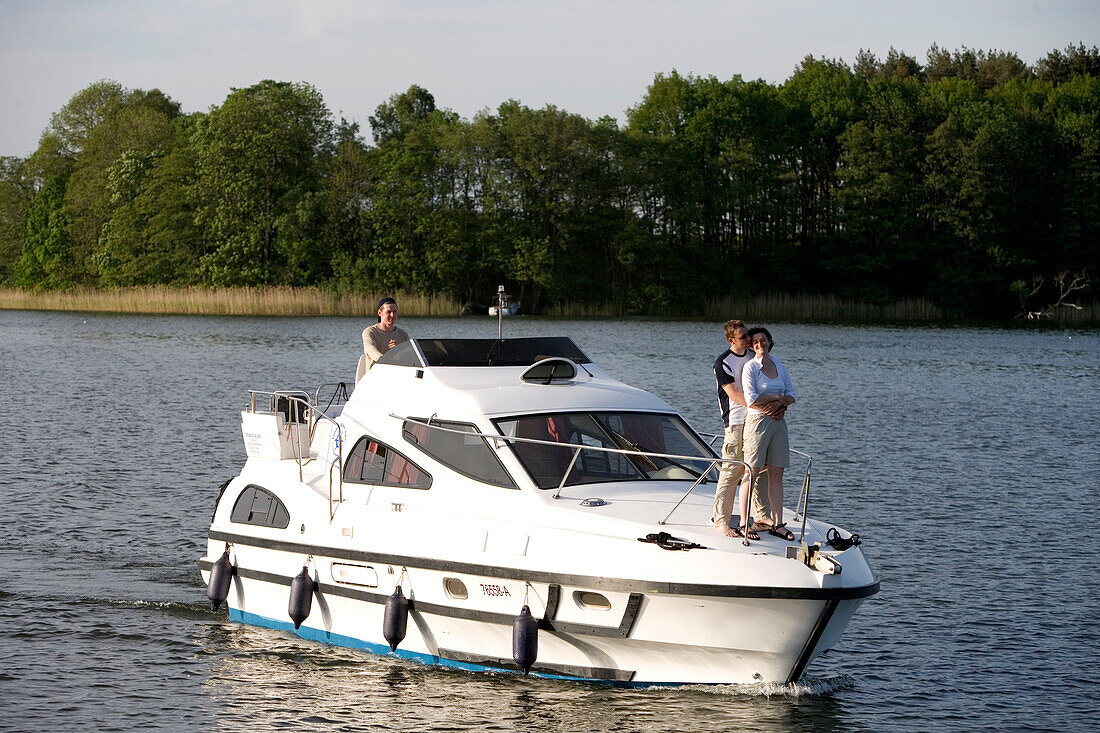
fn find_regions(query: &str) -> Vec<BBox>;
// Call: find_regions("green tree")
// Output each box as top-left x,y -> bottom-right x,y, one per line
1036,43 -> 1100,84
925,45 -> 980,85
1041,74 -> 1100,293
487,101 -> 627,309
624,71 -> 715,310
356,86 -> 455,294
368,84 -> 437,144
925,45 -> 1032,89
921,78 -> 993,309
323,121 -> 379,291
195,80 -> 335,285
26,82 -> 182,285
974,50 -> 1032,89
0,157 -> 34,283
854,48 -> 923,81
422,111 -> 499,305
11,58 -> 1099,316
28,80 -> 128,179
919,77 -> 1063,313
780,57 -> 865,289
979,82 -> 1065,297
14,175 -> 74,289
834,76 -> 933,301
92,114 -> 205,285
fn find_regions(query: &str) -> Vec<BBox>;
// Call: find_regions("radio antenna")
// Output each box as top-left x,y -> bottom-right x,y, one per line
496,285 -> 506,340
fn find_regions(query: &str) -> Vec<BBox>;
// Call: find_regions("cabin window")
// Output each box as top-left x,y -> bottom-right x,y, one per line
344,437 -> 432,490
493,411 -> 716,489
331,563 -> 379,588
229,485 -> 291,528
402,419 -> 517,489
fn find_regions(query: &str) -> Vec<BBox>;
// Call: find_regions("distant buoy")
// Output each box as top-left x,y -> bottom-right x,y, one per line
206,547 -> 235,611
288,565 -> 315,629
512,605 -> 538,674
383,586 -> 409,651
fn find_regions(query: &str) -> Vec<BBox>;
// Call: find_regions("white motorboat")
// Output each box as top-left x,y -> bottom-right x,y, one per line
199,336 -> 878,685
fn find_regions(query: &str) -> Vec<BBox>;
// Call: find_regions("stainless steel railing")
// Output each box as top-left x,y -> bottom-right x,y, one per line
247,390 -> 345,519
791,448 -> 813,543
698,432 -> 815,543
396,416 -> 765,531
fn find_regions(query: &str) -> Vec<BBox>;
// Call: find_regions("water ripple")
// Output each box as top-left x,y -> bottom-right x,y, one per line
2,312 -> 1098,731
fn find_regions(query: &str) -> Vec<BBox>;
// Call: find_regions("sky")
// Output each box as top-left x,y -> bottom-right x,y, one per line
1,0 -> 1097,158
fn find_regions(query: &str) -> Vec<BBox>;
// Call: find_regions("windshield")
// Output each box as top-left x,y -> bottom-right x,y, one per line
492,412 -> 717,489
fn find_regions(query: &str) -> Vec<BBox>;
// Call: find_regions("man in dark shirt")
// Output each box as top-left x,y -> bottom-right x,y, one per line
713,320 -> 781,537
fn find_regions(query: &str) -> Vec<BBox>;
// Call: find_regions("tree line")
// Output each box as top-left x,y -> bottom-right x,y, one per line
1,43 -> 1097,317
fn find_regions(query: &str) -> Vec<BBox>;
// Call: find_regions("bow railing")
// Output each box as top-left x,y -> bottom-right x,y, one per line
248,390 -> 345,519
700,431 -> 815,543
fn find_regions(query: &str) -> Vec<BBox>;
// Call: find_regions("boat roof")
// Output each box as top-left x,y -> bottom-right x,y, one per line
350,337 -> 673,418
376,337 -> 591,368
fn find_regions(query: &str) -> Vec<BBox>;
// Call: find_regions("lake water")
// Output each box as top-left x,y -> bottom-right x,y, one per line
2,310 -> 1097,731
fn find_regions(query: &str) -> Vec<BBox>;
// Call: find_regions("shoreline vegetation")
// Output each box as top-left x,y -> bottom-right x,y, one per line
3,44 -> 1098,321
3,286 -> 1096,323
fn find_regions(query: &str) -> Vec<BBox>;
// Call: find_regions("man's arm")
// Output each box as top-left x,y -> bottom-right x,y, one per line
747,393 -> 792,408
759,398 -> 786,418
747,393 -> 784,408
721,382 -> 746,407
363,328 -> 384,363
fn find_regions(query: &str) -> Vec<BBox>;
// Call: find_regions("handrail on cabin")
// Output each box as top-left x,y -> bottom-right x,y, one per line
394,416 -> 812,528
247,390 -> 345,519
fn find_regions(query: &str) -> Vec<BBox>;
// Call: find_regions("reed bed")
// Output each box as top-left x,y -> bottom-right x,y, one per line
698,293 -> 949,322
1,286 -> 1096,323
541,301 -> 626,318
0,286 -> 460,316
544,294 -> 952,321
543,295 -> 946,320
544,293 -> 1100,322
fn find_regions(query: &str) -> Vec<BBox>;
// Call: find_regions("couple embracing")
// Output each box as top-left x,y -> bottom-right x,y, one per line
712,320 -> 797,542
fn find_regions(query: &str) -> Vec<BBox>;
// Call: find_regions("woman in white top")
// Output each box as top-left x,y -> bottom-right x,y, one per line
740,327 -> 797,541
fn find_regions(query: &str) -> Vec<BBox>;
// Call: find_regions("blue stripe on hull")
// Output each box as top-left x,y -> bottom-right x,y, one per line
226,608 -> 668,687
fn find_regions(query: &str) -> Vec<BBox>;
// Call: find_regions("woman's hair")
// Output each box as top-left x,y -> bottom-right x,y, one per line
376,297 -> 397,322
746,326 -> 774,349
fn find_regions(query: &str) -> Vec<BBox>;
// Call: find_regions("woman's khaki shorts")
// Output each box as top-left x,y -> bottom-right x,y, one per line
743,411 -> 790,468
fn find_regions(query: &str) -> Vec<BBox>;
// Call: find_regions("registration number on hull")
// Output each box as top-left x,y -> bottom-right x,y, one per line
480,583 -> 511,598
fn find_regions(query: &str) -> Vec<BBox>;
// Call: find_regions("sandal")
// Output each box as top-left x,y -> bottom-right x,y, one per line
733,525 -> 760,541
768,523 -> 795,541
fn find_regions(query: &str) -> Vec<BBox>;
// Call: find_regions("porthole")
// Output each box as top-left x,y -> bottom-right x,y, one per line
573,590 -> 611,611
444,577 -> 468,600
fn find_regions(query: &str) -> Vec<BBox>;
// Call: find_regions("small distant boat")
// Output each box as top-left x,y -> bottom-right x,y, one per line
489,302 -> 521,317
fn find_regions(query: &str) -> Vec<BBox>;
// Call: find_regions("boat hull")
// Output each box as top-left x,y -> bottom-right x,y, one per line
200,542 -> 874,685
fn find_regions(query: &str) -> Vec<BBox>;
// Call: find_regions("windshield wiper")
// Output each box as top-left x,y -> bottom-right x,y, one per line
605,428 -> 705,481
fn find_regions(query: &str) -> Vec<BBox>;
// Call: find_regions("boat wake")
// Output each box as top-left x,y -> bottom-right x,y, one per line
75,595 -> 214,618
676,674 -> 855,697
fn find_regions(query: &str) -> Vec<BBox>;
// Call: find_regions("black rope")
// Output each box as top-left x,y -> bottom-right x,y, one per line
638,532 -> 705,551
322,382 -> 349,414
826,527 -> 861,550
